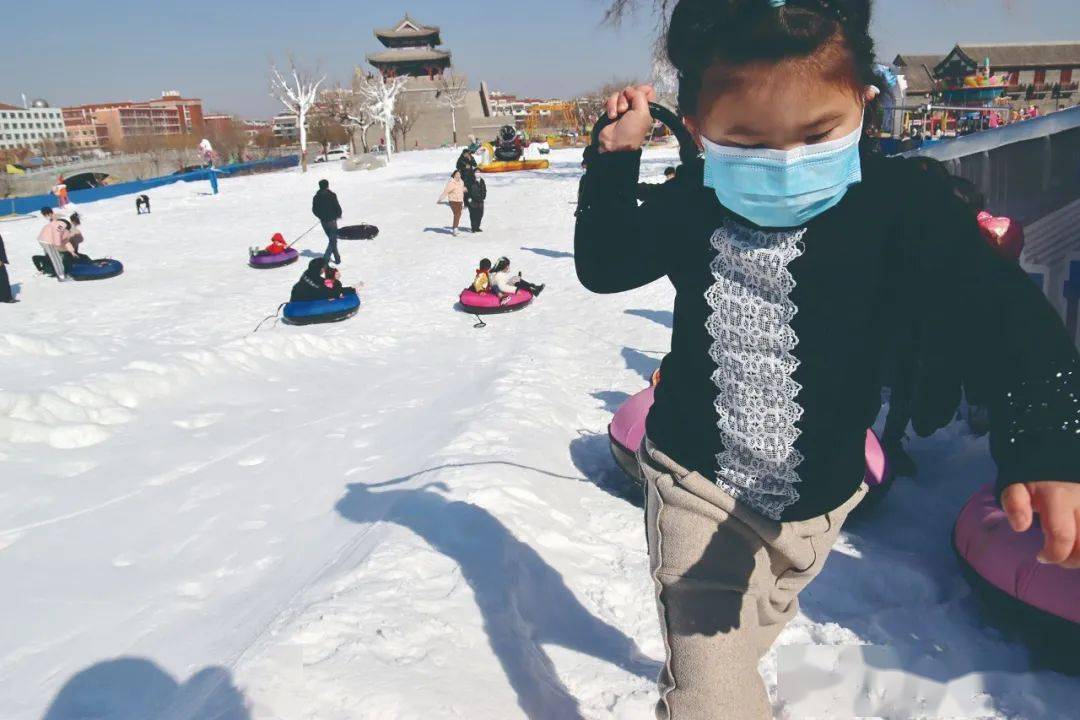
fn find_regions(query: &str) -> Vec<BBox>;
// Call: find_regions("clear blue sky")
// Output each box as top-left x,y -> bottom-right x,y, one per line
2,0 -> 1076,118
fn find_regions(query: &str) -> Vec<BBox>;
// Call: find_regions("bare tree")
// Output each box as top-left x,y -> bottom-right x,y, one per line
355,70 -> 408,163
270,55 -> 325,172
251,127 -> 281,158
601,0 -> 673,26
651,51 -> 679,110
205,118 -> 250,165
308,113 -> 350,158
123,134 -> 173,176
323,81 -> 374,154
394,92 -> 421,151
436,73 -> 470,146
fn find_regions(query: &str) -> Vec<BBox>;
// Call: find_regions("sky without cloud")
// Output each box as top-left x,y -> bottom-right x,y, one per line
1,0 -> 1076,118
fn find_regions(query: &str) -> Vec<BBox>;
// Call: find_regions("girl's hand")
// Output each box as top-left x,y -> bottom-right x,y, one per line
599,85 -> 657,153
1002,481 -> 1080,568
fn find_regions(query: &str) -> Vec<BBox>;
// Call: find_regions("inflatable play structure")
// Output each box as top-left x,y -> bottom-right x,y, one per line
953,484 -> 1080,659
249,247 -> 299,269
282,293 -> 361,326
478,126 -> 550,173
458,288 -> 534,315
338,224 -> 380,241
479,159 -> 550,173
33,255 -> 124,281
607,386 -> 890,504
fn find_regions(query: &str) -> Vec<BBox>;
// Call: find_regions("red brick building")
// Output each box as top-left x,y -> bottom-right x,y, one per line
62,91 -> 205,150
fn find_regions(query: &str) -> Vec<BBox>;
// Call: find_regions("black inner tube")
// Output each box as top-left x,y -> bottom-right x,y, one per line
590,101 -> 700,165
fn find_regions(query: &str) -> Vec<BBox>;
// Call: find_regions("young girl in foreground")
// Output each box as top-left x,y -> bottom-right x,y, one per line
576,1 -> 1080,717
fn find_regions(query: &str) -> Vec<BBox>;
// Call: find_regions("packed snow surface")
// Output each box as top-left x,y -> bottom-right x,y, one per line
1,148 -> 1076,719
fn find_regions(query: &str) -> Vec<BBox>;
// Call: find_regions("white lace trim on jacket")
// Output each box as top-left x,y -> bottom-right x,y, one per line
705,219 -> 807,520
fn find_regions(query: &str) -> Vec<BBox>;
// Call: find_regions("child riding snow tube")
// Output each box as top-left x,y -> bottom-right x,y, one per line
250,248 -> 299,269
608,385 -> 891,512
953,484 -> 1080,664
282,293 -> 361,325
459,288 -> 533,314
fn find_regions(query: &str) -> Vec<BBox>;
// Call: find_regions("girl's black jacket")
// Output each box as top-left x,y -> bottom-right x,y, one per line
576,149 -> 1080,521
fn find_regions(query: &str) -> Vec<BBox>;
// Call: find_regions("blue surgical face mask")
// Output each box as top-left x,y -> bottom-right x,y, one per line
701,124 -> 863,228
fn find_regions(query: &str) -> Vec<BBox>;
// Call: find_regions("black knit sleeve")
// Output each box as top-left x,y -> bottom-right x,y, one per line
909,167 -> 1080,493
574,150 -> 673,294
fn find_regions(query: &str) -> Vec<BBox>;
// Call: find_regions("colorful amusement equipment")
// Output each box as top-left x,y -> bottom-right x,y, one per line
478,125 -> 550,173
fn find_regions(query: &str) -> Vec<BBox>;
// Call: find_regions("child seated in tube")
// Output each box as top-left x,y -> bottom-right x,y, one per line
323,266 -> 359,298
252,232 -> 288,257
471,258 -> 493,293
490,256 -> 544,305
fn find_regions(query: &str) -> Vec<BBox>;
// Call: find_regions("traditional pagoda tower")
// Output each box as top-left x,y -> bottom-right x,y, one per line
367,15 -> 452,80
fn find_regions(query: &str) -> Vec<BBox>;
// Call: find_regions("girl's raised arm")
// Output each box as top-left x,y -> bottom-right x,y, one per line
575,86 -> 683,294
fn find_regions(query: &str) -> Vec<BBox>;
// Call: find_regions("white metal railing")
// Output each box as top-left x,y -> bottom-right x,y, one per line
904,105 -> 1080,161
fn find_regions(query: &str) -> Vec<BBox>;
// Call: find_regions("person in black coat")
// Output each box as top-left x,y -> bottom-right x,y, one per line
457,148 -> 479,186
312,180 -> 343,264
290,258 -> 335,302
464,175 -> 487,233
0,232 -> 13,303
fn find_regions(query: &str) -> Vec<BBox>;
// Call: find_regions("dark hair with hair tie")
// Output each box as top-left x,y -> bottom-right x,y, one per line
666,0 -> 882,129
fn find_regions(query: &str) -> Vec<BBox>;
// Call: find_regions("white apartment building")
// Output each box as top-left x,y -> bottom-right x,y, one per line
0,99 -> 68,150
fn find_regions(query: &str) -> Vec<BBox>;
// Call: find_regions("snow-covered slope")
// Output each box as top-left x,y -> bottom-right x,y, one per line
0,149 -> 1075,719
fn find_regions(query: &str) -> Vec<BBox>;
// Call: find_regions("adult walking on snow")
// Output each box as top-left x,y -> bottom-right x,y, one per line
0,232 -> 14,303
464,174 -> 486,233
312,179 -> 343,265
437,170 -> 467,236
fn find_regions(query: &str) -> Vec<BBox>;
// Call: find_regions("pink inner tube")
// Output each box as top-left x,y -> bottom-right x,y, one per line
610,386 -> 888,488
954,483 -> 1080,625
459,288 -> 533,310
249,248 -> 299,267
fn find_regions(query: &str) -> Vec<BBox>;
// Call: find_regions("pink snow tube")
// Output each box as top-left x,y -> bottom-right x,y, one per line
954,484 -> 1080,638
609,385 -> 889,492
459,288 -> 534,315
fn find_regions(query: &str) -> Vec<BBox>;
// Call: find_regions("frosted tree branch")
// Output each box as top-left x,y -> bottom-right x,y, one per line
354,69 -> 408,163
269,55 -> 325,172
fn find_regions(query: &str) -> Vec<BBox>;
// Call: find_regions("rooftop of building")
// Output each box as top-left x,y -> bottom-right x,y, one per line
948,41 -> 1080,69
896,42 -> 1080,93
375,15 -> 440,40
367,47 -> 451,65
893,54 -> 947,94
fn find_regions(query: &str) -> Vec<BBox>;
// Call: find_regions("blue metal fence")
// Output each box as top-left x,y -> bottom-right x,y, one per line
1,155 -> 299,217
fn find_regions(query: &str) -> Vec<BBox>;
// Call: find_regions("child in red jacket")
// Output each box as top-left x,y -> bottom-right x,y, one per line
265,233 -> 288,254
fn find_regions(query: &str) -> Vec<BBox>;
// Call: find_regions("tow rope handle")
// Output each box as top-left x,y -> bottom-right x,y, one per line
589,101 -> 700,165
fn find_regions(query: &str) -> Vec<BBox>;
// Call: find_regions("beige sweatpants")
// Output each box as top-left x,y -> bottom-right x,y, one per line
39,242 -> 67,281
639,439 -> 867,720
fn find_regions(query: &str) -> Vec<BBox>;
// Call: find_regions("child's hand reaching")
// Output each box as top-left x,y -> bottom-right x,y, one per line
599,84 -> 657,153
1002,482 -> 1080,568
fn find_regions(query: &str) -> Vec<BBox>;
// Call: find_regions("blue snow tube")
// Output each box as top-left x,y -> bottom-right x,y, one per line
282,293 -> 361,325
69,258 -> 124,281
